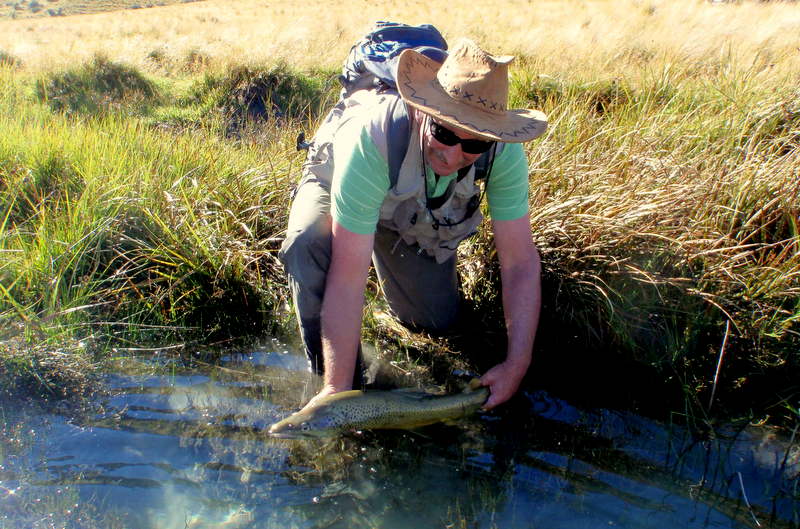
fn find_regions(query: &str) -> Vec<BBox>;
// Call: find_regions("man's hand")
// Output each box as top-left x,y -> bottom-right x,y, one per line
480,359 -> 529,410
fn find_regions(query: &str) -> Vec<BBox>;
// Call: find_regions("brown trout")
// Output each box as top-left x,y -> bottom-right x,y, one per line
268,381 -> 488,439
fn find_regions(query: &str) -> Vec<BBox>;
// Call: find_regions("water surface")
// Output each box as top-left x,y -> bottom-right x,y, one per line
1,338 -> 797,528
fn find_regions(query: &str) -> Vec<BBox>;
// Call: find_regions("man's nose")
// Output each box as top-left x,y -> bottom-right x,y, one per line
441,143 -> 464,167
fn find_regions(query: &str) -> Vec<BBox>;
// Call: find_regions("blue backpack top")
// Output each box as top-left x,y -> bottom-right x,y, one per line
338,21 -> 449,97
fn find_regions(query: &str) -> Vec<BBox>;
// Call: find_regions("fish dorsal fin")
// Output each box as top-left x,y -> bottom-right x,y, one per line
325,390 -> 365,401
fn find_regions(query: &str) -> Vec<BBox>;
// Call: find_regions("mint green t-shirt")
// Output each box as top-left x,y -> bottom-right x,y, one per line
331,120 -> 530,235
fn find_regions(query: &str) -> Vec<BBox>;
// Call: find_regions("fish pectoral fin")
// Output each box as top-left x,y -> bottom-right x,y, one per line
405,429 -> 434,441
397,391 -> 438,401
466,378 -> 483,392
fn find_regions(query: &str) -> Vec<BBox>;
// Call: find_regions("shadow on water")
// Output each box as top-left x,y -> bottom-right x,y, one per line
0,337 -> 798,529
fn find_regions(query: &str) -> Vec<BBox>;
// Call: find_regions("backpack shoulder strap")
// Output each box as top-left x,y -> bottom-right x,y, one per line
385,97 -> 411,189
470,142 -> 504,183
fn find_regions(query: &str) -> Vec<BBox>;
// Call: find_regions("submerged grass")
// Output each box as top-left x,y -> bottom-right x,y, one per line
0,0 -> 798,426
0,337 -> 96,400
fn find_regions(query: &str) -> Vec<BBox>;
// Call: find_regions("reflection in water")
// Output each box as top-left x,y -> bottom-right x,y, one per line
0,337 -> 797,529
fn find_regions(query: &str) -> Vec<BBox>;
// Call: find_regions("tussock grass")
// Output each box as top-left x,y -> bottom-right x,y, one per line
193,62 -> 336,136
0,0 -> 798,424
35,54 -> 159,114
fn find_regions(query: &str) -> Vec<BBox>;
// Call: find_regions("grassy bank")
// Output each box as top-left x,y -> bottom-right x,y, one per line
0,0 -> 798,426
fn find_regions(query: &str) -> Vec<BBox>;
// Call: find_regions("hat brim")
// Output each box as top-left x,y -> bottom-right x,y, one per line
396,48 -> 547,143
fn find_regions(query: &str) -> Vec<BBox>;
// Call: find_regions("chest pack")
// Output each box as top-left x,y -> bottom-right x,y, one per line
298,21 -> 499,190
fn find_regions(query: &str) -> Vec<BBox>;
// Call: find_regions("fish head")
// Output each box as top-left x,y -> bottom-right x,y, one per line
268,405 -> 342,439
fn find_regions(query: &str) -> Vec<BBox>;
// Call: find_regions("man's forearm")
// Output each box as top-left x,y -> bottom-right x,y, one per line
501,245 -> 541,369
320,275 -> 366,390
318,221 -> 375,391
479,241 -> 541,409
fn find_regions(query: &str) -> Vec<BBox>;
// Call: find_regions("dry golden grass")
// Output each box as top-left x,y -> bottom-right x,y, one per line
1,0 -> 799,82
1,0 -> 194,20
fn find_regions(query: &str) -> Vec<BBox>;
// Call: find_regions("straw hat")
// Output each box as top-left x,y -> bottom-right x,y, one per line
396,38 -> 547,143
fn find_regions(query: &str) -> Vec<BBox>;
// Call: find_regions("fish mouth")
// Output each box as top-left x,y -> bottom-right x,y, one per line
269,425 -> 345,440
269,432 -> 325,440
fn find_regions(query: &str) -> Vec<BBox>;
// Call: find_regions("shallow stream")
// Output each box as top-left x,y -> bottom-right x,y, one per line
1,338 -> 798,528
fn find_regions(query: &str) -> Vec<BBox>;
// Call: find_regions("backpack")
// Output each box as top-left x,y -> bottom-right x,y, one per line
338,21 -> 448,98
298,21 -> 500,188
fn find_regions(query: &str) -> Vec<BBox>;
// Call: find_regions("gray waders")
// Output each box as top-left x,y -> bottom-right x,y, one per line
278,178 -> 461,386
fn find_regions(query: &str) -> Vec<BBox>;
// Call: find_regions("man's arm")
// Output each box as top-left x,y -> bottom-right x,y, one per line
304,220 -> 374,408
480,214 -> 541,410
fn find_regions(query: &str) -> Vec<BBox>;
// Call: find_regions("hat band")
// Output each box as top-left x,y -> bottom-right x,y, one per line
439,80 -> 507,116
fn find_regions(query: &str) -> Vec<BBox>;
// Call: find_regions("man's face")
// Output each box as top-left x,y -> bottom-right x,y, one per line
422,119 -> 491,176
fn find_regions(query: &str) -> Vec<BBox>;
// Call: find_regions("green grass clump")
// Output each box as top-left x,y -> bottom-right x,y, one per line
145,62 -> 336,139
35,54 -> 159,115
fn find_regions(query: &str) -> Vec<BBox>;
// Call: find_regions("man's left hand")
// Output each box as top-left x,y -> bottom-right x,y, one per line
480,359 -> 529,410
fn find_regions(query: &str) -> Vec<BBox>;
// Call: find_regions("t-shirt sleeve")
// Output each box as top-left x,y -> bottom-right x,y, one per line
485,142 -> 530,221
330,122 -> 391,234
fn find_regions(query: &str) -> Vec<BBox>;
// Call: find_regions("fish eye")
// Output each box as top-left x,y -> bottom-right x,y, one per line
301,422 -> 310,431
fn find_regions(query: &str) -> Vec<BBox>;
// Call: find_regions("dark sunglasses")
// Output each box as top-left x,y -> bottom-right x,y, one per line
429,121 -> 494,154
